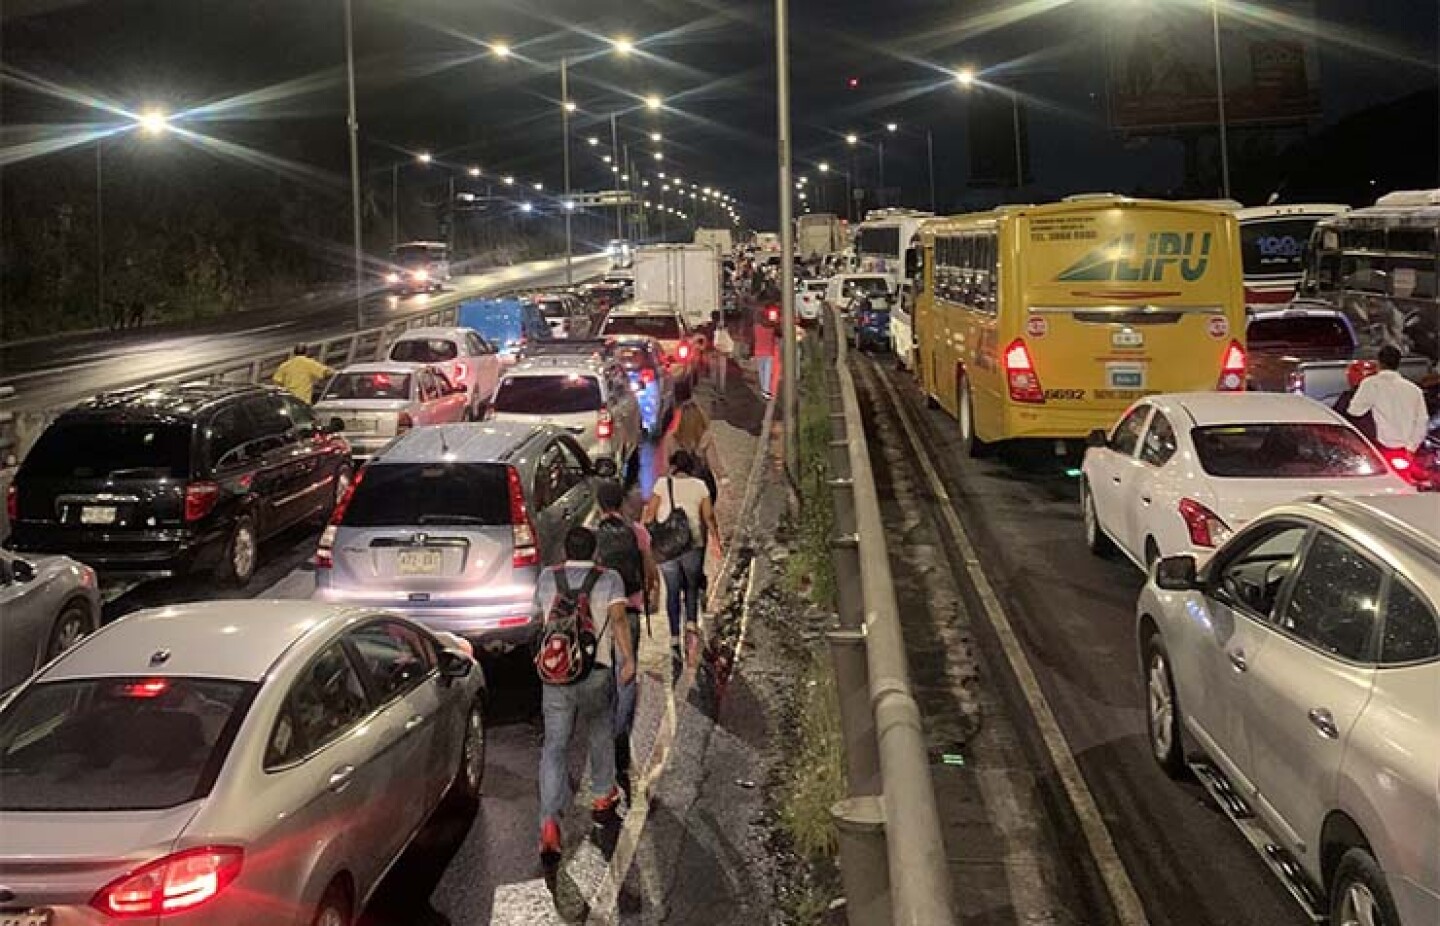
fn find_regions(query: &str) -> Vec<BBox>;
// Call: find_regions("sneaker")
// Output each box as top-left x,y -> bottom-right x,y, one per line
539,817 -> 563,862
592,786 -> 623,825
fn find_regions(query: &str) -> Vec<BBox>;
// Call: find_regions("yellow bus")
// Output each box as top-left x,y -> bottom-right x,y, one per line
914,196 -> 1247,454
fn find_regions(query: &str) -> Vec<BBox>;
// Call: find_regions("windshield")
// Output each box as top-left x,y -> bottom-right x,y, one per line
320,372 -> 412,401
1240,218 -> 1322,279
603,315 -> 681,340
465,310 -> 522,345
1247,316 -> 1353,350
342,462 -> 511,527
394,246 -> 444,267
493,374 -> 602,414
23,421 -> 192,480
536,299 -> 567,319
1192,424 -> 1386,478
846,278 -> 891,297
0,678 -> 254,811
390,338 -> 458,363
614,345 -> 658,371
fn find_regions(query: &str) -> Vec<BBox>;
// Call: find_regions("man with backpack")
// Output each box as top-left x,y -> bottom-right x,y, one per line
592,480 -> 659,801
533,526 -> 637,864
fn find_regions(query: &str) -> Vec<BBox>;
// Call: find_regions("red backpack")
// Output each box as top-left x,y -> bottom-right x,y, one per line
533,568 -> 607,686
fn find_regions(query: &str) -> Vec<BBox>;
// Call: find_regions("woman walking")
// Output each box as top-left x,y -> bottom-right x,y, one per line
658,400 -> 726,502
644,450 -> 722,665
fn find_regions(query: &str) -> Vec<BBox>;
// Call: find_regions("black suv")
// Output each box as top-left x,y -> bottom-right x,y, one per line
5,383 -> 352,585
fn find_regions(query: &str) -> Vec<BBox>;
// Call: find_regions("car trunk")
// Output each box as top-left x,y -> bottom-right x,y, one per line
1204,474 -> 1407,532
313,399 -> 408,441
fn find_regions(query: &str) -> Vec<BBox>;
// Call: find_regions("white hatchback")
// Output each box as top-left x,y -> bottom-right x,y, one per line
1081,392 -> 1412,570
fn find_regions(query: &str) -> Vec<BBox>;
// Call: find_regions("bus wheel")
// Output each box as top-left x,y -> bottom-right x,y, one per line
958,372 -> 990,459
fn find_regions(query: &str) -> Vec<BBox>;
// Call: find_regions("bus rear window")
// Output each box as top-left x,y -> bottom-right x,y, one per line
1241,218 -> 1321,278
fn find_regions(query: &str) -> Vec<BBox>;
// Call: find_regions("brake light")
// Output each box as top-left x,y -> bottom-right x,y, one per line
507,466 -> 539,567
184,482 -> 221,522
91,846 -> 243,918
641,368 -> 656,385
1003,339 -> 1045,404
765,304 -> 780,324
1178,498 -> 1232,549
597,408 -> 614,440
451,362 -> 466,384
397,412 -> 414,433
116,679 -> 170,699
1384,449 -> 1418,484
1217,340 -> 1247,391
677,342 -> 692,362
6,483 -> 15,522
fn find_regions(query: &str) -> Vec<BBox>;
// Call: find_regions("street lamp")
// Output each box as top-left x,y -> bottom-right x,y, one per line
645,94 -> 663,111
956,68 -> 976,87
613,37 -> 635,56
491,42 -> 511,58
503,175 -> 515,186
653,151 -> 664,161
468,166 -> 481,178
138,109 -> 169,136
533,181 -> 544,191
417,151 -> 432,164
649,131 -> 662,143
564,100 -> 577,113
588,136 -> 600,146
845,133 -> 859,146
886,122 -> 898,133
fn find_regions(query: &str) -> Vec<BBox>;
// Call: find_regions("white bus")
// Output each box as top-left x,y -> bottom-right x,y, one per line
1235,203 -> 1348,309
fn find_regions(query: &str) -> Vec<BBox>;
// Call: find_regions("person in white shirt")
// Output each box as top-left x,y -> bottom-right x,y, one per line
643,450 -> 722,664
1347,345 -> 1429,452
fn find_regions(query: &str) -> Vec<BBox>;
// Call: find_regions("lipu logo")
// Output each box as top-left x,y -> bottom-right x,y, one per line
1057,232 -> 1212,283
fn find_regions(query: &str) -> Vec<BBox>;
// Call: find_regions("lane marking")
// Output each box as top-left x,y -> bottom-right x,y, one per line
862,358 -> 1150,926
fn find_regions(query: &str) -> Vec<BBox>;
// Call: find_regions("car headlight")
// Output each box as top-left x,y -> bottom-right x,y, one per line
413,269 -> 430,282
386,272 -> 400,284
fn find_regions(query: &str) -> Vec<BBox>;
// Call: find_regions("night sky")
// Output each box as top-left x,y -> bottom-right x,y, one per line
3,0 -> 1437,226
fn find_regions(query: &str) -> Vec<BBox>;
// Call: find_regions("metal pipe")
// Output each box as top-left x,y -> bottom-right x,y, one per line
776,0 -> 798,483
562,57 -> 574,285
343,0 -> 365,329
1211,0 -> 1231,198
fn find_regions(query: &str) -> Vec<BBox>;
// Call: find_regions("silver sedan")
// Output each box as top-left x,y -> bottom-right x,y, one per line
0,600 -> 486,926
1139,493 -> 1440,926
0,548 -> 100,693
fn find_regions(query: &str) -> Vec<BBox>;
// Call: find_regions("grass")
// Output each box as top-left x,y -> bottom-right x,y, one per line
785,342 -> 837,608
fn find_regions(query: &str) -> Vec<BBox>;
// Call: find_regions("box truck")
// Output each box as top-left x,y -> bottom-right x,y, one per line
633,244 -> 722,332
796,213 -> 843,259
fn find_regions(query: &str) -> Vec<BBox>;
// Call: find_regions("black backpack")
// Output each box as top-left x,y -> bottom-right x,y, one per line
595,514 -> 645,597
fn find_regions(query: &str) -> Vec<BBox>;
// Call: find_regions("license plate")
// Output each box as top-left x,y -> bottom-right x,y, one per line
80,506 -> 116,525
398,549 -> 443,575
346,419 -> 377,433
1,911 -> 52,926
1107,363 -> 1146,390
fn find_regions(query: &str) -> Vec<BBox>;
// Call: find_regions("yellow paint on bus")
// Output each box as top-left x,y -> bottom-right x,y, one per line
914,196 -> 1246,450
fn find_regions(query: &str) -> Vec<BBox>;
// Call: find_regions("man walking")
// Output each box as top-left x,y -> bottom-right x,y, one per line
272,344 -> 335,404
1347,345 -> 1429,455
534,526 -> 637,863
752,307 -> 778,401
593,481 -> 659,801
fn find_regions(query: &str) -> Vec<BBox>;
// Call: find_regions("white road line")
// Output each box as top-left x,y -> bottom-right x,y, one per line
867,359 -> 1151,926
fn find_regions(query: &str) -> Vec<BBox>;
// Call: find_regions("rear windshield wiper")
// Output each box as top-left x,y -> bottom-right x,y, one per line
416,514 -> 493,525
105,467 -> 173,478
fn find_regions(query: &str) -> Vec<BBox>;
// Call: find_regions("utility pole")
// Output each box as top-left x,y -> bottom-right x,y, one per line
1011,93 -> 1024,191
561,57 -> 574,285
926,129 -> 936,213
776,0 -> 797,482
343,0 -> 365,329
1210,0 -> 1231,198
95,140 -> 104,323
610,113 -> 623,240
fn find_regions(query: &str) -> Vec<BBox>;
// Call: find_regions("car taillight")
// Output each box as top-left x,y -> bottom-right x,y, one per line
1003,339 -> 1045,404
6,483 -> 15,522
597,408 -> 614,440
397,412 -> 414,433
184,482 -> 221,522
1178,498 -> 1232,549
1384,449 -> 1418,483
1217,340 -> 1247,392
677,342 -> 691,362
507,466 -> 538,567
1285,369 -> 1305,394
641,368 -> 656,385
91,846 -> 243,918
451,362 -> 466,384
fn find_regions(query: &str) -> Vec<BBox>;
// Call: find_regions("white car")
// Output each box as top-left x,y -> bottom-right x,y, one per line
314,363 -> 471,460
387,326 -> 501,417
1081,392 -> 1412,570
890,281 -> 915,371
797,280 -> 828,324
824,273 -> 894,315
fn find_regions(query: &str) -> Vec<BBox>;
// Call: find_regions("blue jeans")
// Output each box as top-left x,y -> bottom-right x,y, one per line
659,547 -> 705,637
756,355 -> 773,396
613,610 -> 642,740
539,667 -> 616,826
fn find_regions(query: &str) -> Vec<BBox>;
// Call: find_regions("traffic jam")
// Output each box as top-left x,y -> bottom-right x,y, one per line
0,242 -> 748,924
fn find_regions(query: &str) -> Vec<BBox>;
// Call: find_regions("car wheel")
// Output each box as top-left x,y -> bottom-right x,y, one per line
311,882 -> 352,926
446,695 -> 487,809
1144,631 -> 1187,779
957,373 -> 989,459
1082,481 -> 1114,557
45,601 -> 95,662
1331,848 -> 1400,926
217,514 -> 258,587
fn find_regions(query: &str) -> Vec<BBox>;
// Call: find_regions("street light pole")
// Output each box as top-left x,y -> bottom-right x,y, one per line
343,0 -> 365,329
610,113 -> 623,240
95,139 -> 104,323
926,129 -> 937,213
561,56 -> 574,285
1011,92 -> 1024,191
776,0 -> 798,481
1211,0 -> 1232,198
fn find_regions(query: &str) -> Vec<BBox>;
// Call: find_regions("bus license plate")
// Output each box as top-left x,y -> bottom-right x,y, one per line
80,506 -> 117,525
1106,364 -> 1146,390
398,550 -> 443,575
1,911 -> 53,926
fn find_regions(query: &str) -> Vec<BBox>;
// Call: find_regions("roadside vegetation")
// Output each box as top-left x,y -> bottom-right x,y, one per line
784,340 -> 836,607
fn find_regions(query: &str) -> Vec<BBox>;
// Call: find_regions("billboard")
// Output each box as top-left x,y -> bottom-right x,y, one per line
1106,0 -> 1321,132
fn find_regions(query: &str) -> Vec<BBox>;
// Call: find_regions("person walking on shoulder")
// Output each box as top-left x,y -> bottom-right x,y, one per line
658,400 -> 727,502
534,527 -> 637,863
751,309 -> 778,401
643,450 -> 722,666
592,481 -> 659,802
273,344 -> 335,404
1347,345 -> 1429,455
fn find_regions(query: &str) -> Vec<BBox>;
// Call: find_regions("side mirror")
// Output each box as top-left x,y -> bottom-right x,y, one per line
438,647 -> 474,682
594,457 -> 618,478
326,417 -> 346,434
1085,428 -> 1108,449
1154,555 -> 1199,592
11,558 -> 36,584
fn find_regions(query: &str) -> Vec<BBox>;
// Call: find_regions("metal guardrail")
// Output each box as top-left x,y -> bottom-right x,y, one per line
0,303 -> 462,467
823,306 -> 957,926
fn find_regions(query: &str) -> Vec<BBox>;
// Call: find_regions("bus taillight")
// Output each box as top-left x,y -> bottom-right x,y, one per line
1004,339 -> 1045,404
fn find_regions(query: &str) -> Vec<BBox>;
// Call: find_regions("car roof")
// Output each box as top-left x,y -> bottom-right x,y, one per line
41,601 -> 378,683
335,361 -> 426,375
508,356 -> 607,375
394,327 -> 469,340
1153,392 -> 1345,428
1315,495 -> 1440,560
71,383 -> 273,420
373,421 -> 546,464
